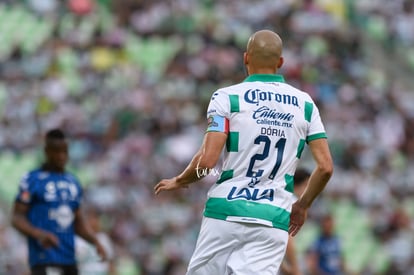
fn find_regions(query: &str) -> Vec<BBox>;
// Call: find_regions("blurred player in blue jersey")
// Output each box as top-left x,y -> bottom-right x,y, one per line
307,214 -> 345,275
11,129 -> 107,275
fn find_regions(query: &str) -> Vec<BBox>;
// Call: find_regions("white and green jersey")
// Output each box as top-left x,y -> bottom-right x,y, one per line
204,74 -> 327,231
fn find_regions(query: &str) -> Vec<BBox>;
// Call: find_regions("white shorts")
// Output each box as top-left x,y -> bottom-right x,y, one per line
186,217 -> 289,275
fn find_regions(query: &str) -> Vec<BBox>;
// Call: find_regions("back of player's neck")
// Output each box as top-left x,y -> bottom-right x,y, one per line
248,68 -> 278,75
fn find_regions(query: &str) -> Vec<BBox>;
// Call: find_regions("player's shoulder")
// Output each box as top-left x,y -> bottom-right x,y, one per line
227,80 -> 263,92
18,168 -> 44,189
280,82 -> 314,101
64,171 -> 82,185
221,79 -> 314,100
208,84 -> 242,105
214,80 -> 249,94
209,82 -> 252,105
22,168 -> 45,181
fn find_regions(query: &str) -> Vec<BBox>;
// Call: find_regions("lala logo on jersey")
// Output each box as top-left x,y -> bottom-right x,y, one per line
227,186 -> 274,202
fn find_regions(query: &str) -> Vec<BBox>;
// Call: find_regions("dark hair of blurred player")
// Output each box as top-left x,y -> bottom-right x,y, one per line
44,129 -> 68,172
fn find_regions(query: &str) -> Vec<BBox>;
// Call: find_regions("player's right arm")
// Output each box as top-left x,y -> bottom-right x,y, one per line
289,138 -> 333,236
11,201 -> 59,248
155,89 -> 229,195
12,175 -> 59,248
154,131 -> 227,194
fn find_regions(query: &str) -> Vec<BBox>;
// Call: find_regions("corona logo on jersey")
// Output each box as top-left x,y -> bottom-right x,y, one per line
244,89 -> 299,107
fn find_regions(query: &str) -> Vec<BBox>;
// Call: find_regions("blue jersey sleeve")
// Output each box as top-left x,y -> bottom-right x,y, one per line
15,173 -> 35,204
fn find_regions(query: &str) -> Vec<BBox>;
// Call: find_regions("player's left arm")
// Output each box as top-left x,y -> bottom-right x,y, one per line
154,131 -> 227,195
74,208 -> 107,260
305,249 -> 320,275
289,138 -> 333,236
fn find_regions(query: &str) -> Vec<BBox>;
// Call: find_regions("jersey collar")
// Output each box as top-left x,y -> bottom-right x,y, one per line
41,163 -> 66,173
243,74 -> 285,83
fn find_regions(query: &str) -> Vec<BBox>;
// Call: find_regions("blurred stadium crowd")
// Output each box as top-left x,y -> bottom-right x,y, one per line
1,0 -> 414,274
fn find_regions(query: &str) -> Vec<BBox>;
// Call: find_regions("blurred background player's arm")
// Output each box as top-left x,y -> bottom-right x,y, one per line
306,249 -> 320,275
74,208 -> 107,261
11,201 -> 59,248
280,235 -> 302,275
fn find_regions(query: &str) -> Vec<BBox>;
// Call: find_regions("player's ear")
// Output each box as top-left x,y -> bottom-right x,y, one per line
243,52 -> 249,65
277,56 -> 284,69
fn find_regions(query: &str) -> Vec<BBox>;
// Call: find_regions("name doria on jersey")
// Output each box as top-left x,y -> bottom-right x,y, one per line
244,89 -> 299,107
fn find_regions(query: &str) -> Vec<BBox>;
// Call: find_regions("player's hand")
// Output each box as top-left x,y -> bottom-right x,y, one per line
289,200 -> 308,237
154,177 -> 187,195
37,231 -> 59,248
94,240 -> 107,261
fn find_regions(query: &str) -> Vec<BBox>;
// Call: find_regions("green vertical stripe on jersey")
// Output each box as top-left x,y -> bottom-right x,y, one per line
304,101 -> 313,122
296,139 -> 306,158
216,170 -> 234,184
204,197 -> 290,231
229,95 -> 240,113
284,174 -> 294,193
226,131 -> 239,152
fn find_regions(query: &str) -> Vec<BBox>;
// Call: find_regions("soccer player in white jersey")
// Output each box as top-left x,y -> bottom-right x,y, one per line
155,30 -> 333,275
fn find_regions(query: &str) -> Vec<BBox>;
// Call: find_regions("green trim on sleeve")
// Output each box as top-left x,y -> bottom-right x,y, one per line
306,133 -> 327,143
